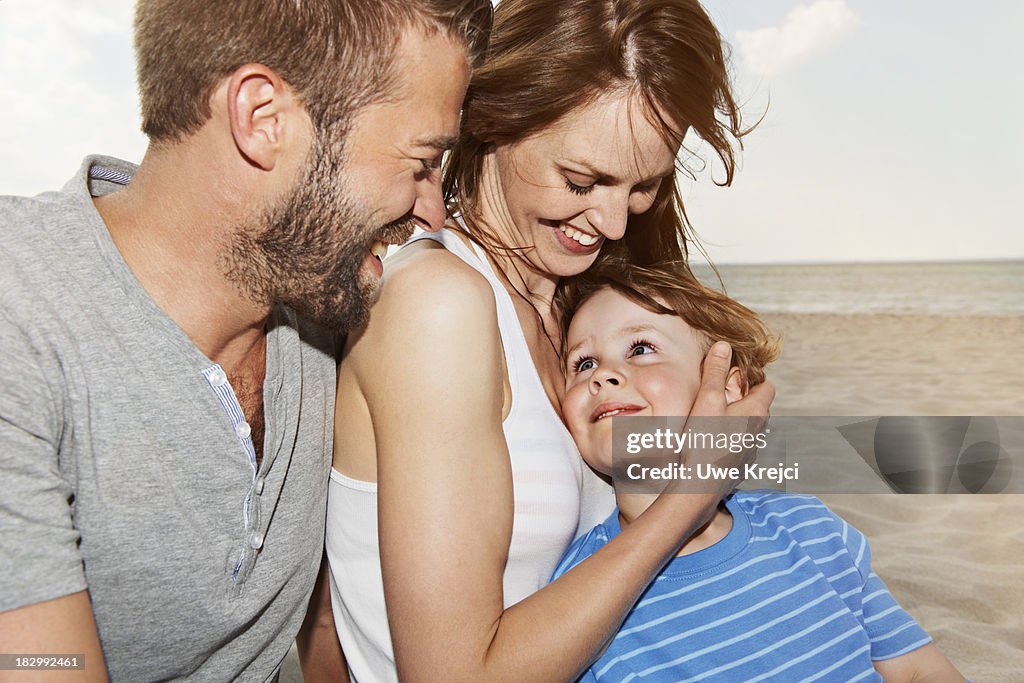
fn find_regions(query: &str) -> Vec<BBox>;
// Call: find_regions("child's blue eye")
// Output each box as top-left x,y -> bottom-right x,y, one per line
573,357 -> 597,372
629,340 -> 656,357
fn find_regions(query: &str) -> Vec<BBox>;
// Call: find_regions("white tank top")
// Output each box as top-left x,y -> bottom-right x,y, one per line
325,228 -> 614,682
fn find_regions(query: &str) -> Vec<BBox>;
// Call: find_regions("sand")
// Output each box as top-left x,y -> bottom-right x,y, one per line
762,313 -> 1024,417
282,313 -> 1024,681
766,313 -> 1024,681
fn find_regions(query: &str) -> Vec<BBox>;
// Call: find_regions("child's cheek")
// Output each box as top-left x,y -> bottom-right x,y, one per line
563,383 -> 589,439
640,368 -> 698,416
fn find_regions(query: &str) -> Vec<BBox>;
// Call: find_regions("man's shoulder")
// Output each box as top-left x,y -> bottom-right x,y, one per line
0,188 -> 72,257
0,193 -> 81,341
0,163 -> 96,292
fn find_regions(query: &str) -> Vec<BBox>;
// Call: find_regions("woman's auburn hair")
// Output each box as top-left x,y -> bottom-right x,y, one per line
443,0 -> 751,268
556,252 -> 780,389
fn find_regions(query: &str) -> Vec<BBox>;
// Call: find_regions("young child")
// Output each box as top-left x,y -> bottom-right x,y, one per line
553,255 -> 965,682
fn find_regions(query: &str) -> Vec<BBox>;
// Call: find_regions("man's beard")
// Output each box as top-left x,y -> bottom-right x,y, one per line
222,133 -> 416,332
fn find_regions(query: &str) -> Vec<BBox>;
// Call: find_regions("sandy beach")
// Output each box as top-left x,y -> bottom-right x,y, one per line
763,313 -> 1024,417
282,312 -> 1024,681
766,312 -> 1024,681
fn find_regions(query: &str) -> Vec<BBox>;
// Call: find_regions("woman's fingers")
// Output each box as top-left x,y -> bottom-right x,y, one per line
667,342 -> 776,498
732,379 -> 775,419
691,341 -> 733,418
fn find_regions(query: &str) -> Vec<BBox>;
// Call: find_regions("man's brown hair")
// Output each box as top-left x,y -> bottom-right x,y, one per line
444,0 -> 750,267
557,252 -> 779,389
135,0 -> 493,143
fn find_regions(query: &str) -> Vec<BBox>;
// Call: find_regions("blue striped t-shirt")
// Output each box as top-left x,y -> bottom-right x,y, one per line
552,492 -> 931,682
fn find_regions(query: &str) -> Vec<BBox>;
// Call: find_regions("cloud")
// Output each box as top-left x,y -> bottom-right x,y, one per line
0,1 -> 145,196
735,0 -> 860,78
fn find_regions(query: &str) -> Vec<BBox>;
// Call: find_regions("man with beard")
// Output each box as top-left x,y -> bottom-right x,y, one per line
0,1 -> 490,680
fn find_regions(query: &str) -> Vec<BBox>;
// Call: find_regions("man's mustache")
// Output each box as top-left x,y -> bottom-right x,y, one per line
372,214 -> 418,246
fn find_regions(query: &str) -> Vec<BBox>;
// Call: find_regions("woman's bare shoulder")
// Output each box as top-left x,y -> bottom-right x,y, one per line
384,237 -> 491,298
344,236 -> 501,375
374,238 -> 496,326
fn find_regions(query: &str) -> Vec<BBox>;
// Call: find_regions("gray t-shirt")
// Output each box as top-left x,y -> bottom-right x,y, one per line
0,156 -> 338,681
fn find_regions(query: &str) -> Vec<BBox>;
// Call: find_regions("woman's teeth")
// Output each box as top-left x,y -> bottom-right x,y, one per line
560,224 -> 600,247
369,241 -> 388,259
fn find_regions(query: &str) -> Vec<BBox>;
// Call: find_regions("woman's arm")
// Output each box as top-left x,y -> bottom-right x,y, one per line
351,249 -> 772,683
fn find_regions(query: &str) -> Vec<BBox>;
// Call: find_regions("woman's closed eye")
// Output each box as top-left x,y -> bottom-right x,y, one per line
635,179 -> 661,196
564,177 -> 595,196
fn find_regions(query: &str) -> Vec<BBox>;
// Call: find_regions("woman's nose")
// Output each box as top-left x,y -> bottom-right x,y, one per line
584,192 -> 629,241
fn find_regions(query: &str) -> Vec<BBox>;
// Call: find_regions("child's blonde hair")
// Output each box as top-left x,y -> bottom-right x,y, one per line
557,253 -> 780,389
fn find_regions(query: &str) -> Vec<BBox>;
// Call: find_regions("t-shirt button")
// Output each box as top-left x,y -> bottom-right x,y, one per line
250,532 -> 265,550
235,422 -> 252,439
254,478 -> 265,495
209,368 -> 228,387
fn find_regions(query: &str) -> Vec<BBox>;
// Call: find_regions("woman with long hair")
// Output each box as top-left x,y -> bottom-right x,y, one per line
323,1 -> 773,680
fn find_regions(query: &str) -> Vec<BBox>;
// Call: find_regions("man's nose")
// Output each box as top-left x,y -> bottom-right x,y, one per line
412,173 -> 446,232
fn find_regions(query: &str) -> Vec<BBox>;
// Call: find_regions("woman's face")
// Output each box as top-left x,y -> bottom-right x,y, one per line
487,93 -> 681,278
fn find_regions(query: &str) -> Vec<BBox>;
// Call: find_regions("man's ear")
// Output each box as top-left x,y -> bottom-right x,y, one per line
224,64 -> 302,171
724,367 -> 745,405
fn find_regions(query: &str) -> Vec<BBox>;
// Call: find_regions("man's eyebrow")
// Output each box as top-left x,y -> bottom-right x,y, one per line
413,135 -> 459,151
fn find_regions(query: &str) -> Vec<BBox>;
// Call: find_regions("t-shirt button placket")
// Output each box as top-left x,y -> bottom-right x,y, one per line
210,368 -> 228,387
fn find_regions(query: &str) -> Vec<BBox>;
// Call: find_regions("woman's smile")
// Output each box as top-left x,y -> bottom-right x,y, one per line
552,220 -> 603,254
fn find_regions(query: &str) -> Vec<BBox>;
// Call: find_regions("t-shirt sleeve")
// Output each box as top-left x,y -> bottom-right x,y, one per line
550,525 -> 602,582
0,312 -> 85,612
837,513 -> 932,660
550,526 -> 611,683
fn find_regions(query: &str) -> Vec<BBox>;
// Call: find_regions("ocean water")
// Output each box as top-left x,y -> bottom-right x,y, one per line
691,261 -> 1024,317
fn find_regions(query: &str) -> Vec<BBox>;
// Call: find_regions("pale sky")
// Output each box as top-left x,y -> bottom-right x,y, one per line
1,0 -> 1021,264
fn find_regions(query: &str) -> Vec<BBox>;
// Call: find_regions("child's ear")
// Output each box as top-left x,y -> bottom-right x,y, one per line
725,367 -> 745,405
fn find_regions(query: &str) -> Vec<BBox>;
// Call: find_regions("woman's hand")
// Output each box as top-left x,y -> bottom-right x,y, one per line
661,341 -> 775,518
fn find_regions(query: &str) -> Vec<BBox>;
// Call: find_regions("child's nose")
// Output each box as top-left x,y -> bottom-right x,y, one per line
590,370 -> 623,392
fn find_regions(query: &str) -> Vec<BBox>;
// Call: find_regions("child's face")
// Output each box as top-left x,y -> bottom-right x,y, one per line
563,288 -> 707,474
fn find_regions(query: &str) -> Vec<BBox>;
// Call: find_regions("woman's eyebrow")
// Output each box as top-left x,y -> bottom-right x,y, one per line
560,159 -> 675,185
